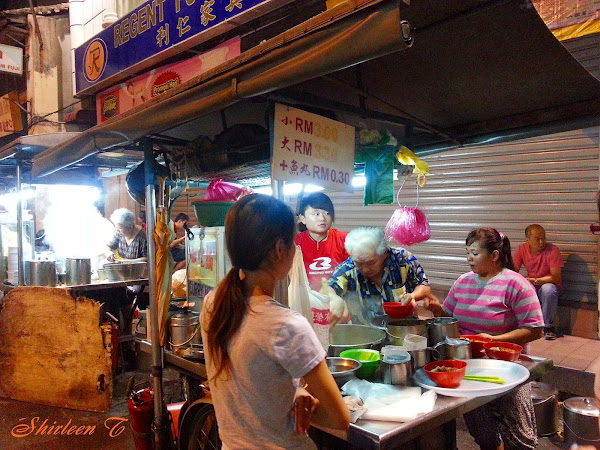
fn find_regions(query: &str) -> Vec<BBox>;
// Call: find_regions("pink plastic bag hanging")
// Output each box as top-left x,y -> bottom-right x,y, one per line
204,178 -> 253,202
385,178 -> 430,246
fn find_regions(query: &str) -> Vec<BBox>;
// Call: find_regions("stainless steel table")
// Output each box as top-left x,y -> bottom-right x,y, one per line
0,279 -> 149,292
314,355 -> 553,449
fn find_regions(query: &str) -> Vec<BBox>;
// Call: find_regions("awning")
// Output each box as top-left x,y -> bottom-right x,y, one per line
32,0 -> 600,178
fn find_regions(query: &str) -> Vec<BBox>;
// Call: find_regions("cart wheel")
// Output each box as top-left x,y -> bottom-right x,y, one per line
179,402 -> 221,450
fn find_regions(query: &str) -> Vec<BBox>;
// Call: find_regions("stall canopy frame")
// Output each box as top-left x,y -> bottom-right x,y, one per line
30,0 -> 600,179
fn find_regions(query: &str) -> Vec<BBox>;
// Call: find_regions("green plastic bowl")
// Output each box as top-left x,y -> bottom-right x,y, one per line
191,201 -> 234,227
339,349 -> 381,379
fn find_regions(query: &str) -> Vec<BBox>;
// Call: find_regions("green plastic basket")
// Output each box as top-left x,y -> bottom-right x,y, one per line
191,201 -> 234,227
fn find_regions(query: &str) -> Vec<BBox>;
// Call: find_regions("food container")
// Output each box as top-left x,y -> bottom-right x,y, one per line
386,319 -> 428,346
328,324 -> 386,357
65,257 -> 91,286
382,354 -> 412,386
529,382 -> 559,436
24,260 -> 56,287
423,359 -> 467,388
103,262 -> 147,282
339,348 -> 381,379
433,338 -> 472,360
563,397 -> 600,448
327,357 -> 362,388
169,310 -> 201,356
427,317 -> 459,347
460,335 -> 492,358
408,348 -> 435,371
483,341 -> 522,362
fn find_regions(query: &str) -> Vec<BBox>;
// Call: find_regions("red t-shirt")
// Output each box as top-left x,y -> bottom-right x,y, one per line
294,228 -> 350,291
513,242 -> 563,286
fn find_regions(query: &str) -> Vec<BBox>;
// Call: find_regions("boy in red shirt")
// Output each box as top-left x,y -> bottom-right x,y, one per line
294,193 -> 349,292
513,224 -> 563,340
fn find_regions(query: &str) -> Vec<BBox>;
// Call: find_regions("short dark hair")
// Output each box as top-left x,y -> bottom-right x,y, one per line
138,210 -> 146,222
174,213 -> 189,222
525,224 -> 544,237
299,192 -> 335,221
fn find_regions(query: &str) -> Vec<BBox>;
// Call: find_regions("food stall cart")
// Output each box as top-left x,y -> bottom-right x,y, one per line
19,0 -> 600,447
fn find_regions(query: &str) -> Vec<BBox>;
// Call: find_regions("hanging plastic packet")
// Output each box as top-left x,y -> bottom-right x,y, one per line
385,177 -> 431,246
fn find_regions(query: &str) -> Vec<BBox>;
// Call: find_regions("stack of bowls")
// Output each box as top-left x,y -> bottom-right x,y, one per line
339,348 -> 381,380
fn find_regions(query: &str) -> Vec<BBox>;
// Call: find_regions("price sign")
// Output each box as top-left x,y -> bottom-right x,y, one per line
272,103 -> 355,192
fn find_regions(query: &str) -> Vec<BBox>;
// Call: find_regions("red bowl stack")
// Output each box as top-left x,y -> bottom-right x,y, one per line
483,341 -> 523,362
423,359 -> 467,388
460,335 -> 492,358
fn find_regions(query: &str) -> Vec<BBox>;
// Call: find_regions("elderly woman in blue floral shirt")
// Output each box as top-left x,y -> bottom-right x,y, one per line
328,226 -> 430,323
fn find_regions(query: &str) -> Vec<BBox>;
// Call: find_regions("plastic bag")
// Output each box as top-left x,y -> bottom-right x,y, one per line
385,206 -> 430,246
288,246 -> 330,351
204,178 -> 253,202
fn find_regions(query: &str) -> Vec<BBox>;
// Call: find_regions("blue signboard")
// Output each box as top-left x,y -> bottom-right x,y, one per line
74,0 -> 274,95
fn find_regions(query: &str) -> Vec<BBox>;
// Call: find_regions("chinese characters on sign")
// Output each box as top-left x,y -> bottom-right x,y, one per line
0,92 -> 24,138
74,0 -> 285,94
272,103 -> 355,192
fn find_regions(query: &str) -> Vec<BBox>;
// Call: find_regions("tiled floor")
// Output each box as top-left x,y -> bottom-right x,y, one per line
528,333 -> 600,374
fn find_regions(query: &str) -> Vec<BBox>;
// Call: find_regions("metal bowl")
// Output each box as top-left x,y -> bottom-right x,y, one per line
328,324 -> 386,356
327,357 -> 362,388
103,262 -> 147,281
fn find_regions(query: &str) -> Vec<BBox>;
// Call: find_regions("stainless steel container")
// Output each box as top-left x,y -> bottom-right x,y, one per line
328,324 -> 386,357
382,355 -> 412,386
386,319 -> 428,346
529,382 -> 559,437
563,397 -> 600,448
65,258 -> 91,286
427,317 -> 459,347
433,338 -> 472,360
327,357 -> 362,389
169,310 -> 201,356
24,260 -> 56,286
408,348 -> 435,371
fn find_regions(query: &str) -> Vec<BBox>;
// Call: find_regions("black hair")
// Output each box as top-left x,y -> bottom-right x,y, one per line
205,194 -> 295,380
466,227 -> 514,271
138,210 -> 146,223
174,213 -> 189,222
298,192 -> 335,220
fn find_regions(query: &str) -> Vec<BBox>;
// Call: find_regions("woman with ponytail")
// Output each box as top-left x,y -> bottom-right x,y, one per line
200,194 -> 349,449
426,227 -> 543,449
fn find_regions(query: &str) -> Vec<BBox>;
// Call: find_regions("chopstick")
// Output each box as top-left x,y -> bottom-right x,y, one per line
463,375 -> 505,384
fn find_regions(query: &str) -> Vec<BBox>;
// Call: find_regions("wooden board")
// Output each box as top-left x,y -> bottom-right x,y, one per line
0,287 -> 112,412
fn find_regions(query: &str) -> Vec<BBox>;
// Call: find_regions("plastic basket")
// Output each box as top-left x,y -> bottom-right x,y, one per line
191,201 -> 234,227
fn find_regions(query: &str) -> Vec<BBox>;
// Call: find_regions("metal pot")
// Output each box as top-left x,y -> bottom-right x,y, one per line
427,317 -> 459,347
433,338 -> 472,360
328,324 -> 386,357
529,382 -> 559,437
169,310 -> 201,356
563,397 -> 600,448
385,319 -> 427,346
65,258 -> 91,286
24,260 -> 56,287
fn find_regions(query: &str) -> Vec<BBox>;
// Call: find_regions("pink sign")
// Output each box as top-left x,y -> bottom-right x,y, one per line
96,36 -> 240,123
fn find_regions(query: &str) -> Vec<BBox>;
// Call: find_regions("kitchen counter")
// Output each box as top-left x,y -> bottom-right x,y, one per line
0,279 -> 149,292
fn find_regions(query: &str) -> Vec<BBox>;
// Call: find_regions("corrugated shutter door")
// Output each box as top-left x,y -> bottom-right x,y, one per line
288,128 -> 599,305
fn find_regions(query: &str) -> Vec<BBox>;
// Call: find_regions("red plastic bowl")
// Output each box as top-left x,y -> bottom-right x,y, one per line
483,342 -> 523,362
423,359 -> 467,388
382,302 -> 413,319
460,335 -> 492,358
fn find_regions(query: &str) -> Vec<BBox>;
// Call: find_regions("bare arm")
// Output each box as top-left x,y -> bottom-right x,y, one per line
527,267 -> 561,287
302,360 -> 350,430
424,293 -> 451,317
410,284 -> 431,301
479,327 -> 542,346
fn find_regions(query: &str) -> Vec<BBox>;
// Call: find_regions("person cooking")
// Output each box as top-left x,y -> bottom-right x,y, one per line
295,192 -> 350,291
327,226 -> 430,324
201,194 -> 349,448
425,227 -> 543,449
107,208 -> 148,262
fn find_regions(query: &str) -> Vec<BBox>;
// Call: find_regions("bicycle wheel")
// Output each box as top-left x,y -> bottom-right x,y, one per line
179,403 -> 221,450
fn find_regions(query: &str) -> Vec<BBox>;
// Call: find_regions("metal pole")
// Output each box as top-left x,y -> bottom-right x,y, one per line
143,143 -> 165,448
16,161 -> 24,286
271,179 -> 289,306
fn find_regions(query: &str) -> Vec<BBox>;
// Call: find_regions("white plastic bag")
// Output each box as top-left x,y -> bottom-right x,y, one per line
288,246 -> 330,350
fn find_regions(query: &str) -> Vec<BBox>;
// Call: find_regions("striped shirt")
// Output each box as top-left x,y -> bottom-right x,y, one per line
329,247 -> 429,320
443,268 -> 544,335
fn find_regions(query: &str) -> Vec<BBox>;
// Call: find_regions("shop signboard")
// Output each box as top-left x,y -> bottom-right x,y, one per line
0,92 -> 24,137
95,36 -> 240,123
74,0 -> 287,95
272,103 -> 355,192
0,44 -> 23,75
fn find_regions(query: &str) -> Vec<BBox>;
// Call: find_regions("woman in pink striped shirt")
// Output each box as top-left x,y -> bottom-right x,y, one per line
427,227 -> 544,450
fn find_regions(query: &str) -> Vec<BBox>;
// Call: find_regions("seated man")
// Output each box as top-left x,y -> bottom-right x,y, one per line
170,213 -> 189,272
327,226 -> 430,324
513,224 -> 563,340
